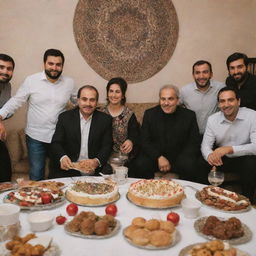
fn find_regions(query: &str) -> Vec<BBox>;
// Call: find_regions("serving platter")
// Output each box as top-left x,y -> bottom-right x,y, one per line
194,216 -> 252,245
64,219 -> 120,239
3,194 -> 65,211
0,243 -> 61,256
123,228 -> 180,250
126,193 -> 181,209
195,191 -> 251,213
178,242 -> 250,256
65,191 -> 120,207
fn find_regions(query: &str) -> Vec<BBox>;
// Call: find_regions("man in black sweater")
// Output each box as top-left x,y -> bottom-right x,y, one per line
225,52 -> 256,110
130,85 -> 200,180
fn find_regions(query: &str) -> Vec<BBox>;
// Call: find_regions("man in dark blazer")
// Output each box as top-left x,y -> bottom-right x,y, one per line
49,85 -> 112,178
130,85 -> 200,180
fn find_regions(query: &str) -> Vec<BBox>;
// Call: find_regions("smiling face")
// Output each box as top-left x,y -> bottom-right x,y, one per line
218,90 -> 240,121
107,83 -> 123,106
78,88 -> 98,119
0,60 -> 14,83
44,56 -> 63,82
193,63 -> 212,90
228,58 -> 247,83
159,88 -> 179,114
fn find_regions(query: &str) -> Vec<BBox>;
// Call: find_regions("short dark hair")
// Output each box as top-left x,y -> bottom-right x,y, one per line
77,85 -> 99,101
192,60 -> 212,73
226,52 -> 248,68
217,87 -> 240,101
106,77 -> 127,105
43,49 -> 65,64
0,53 -> 15,69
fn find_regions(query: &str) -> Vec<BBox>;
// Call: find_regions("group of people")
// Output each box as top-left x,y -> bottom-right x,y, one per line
1,50 -> 256,203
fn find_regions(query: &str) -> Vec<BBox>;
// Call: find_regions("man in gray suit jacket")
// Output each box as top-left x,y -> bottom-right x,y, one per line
50,85 -> 112,178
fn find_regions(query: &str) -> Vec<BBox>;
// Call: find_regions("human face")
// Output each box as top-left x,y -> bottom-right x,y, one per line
108,83 -> 124,106
193,63 -> 212,90
218,90 -> 240,121
228,58 -> 247,83
159,88 -> 179,114
78,88 -> 98,119
44,56 -> 63,82
0,60 -> 14,83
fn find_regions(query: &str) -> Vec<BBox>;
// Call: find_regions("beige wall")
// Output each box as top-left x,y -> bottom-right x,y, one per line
1,0 -> 256,130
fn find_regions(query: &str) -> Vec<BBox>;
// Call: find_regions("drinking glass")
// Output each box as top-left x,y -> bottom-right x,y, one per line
208,170 -> 224,186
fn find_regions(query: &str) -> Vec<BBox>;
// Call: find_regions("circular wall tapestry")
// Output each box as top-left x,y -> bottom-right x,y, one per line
73,0 -> 179,83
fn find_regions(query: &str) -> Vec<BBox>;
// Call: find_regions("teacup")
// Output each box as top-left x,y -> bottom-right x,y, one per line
181,198 -> 201,219
113,166 -> 128,185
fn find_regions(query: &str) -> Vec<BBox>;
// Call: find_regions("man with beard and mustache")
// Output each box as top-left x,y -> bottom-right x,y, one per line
0,53 -> 15,182
180,60 -> 224,136
200,87 -> 256,203
226,52 -> 256,111
0,49 -> 75,181
49,85 -> 112,178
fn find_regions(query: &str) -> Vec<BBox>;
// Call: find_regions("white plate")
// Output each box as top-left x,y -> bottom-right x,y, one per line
64,219 -> 120,239
123,228 -> 180,250
194,216 -> 252,245
179,242 -> 250,256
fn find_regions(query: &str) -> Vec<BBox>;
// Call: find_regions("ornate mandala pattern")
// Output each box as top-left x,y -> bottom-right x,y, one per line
73,0 -> 179,83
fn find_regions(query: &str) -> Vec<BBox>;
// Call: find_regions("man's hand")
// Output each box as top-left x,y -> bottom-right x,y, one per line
207,146 -> 233,166
78,159 -> 98,174
0,117 -> 7,141
120,139 -> 133,154
158,156 -> 171,172
60,156 -> 73,170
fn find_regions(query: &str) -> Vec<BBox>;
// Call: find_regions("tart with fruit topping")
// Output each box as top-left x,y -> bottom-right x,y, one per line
4,186 -> 64,207
65,178 -> 119,206
127,179 -> 184,208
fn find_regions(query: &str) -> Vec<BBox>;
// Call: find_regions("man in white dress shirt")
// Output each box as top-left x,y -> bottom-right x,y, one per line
200,87 -> 256,202
180,60 -> 224,135
0,49 -> 75,180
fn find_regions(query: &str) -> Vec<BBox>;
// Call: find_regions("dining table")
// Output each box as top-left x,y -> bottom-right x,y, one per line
0,177 -> 255,256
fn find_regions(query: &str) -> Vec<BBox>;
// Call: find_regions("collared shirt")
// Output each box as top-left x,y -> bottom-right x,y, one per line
0,82 -> 11,108
201,107 -> 256,160
0,72 -> 74,143
180,80 -> 225,134
77,112 -> 92,161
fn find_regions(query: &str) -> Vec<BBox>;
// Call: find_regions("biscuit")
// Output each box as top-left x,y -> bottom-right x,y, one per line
132,217 -> 146,228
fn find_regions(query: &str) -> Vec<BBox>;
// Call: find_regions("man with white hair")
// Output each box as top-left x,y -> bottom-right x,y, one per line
130,85 -> 200,180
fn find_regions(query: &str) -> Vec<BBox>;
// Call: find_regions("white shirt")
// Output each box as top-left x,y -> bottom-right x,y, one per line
201,107 -> 256,160
0,72 -> 74,143
180,80 -> 225,134
77,112 -> 92,161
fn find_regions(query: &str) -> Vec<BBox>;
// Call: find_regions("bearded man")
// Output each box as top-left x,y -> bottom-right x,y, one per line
180,60 -> 224,135
0,54 -> 15,181
225,52 -> 256,111
0,49 -> 75,180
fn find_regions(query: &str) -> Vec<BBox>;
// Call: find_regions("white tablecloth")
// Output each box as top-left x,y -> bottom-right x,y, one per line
0,178 -> 255,256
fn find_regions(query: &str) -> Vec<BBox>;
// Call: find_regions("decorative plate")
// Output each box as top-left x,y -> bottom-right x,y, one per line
123,228 -> 180,250
195,191 -> 251,213
194,217 -> 252,245
126,193 -> 181,209
179,242 -> 250,256
64,219 -> 120,239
